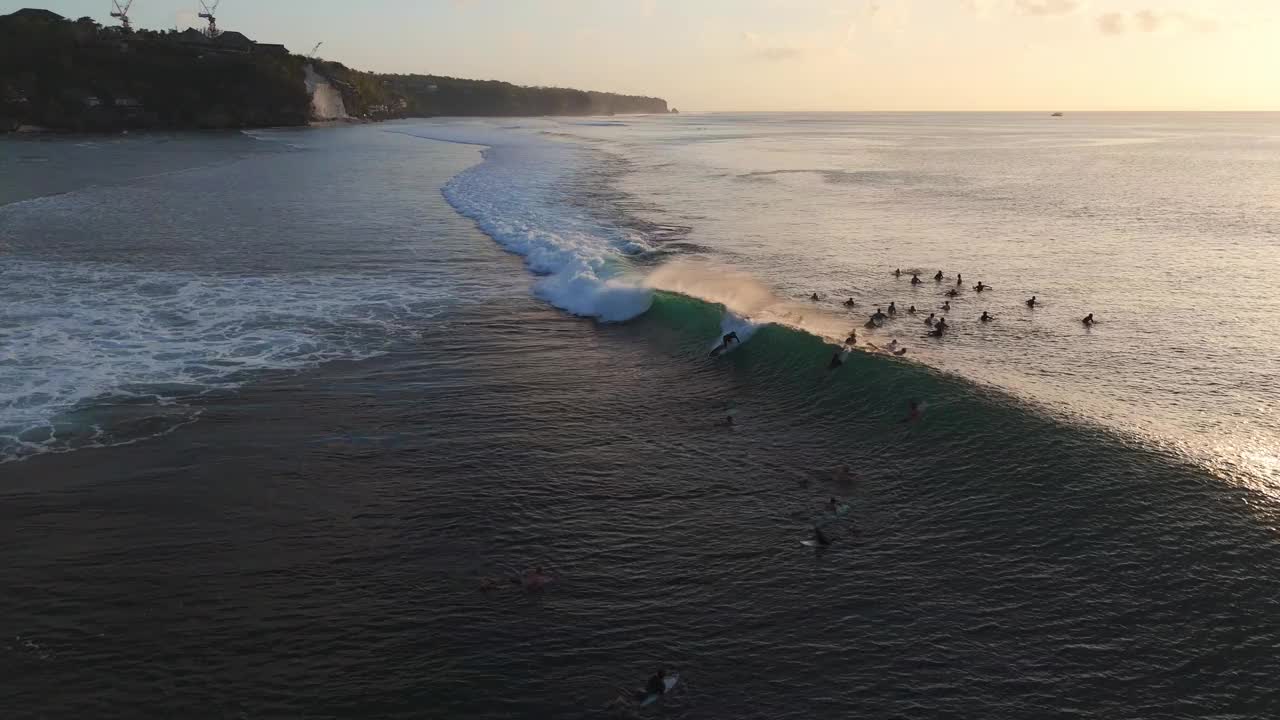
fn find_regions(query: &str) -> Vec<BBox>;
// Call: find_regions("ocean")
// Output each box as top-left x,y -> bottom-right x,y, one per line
3,113 -> 1280,718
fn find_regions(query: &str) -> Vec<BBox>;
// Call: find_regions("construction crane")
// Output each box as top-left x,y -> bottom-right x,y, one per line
110,0 -> 133,31
307,41 -> 323,59
198,0 -> 220,38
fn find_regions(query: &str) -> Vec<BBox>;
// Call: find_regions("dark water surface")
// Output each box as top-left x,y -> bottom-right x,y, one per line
7,287 -> 1280,719
4,121 -> 1280,719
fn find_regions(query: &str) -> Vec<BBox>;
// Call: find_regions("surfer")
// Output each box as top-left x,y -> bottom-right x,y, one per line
945,288 -> 959,298
930,317 -> 948,336
974,281 -> 988,293
934,270 -> 944,282
828,352 -> 844,370
956,273 -> 963,286
907,305 -> 917,315
910,273 -> 922,285
845,329 -> 857,345
901,399 -> 924,423
894,268 -> 902,277
709,331 -> 740,357
1026,295 -> 1038,308
924,312 -> 936,326
941,301 -> 951,312
522,567 -> 552,591
810,292 -> 820,301
888,302 -> 898,316
843,297 -> 856,307
1082,313 -> 1095,326
646,669 -> 669,699
980,311 -> 993,322
813,526 -> 832,546
831,464 -> 853,484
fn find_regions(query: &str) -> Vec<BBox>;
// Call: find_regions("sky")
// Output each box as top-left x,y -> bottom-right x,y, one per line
7,0 -> 1280,111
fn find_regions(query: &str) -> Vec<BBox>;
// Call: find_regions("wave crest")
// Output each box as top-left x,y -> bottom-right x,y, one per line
392,124 -> 653,323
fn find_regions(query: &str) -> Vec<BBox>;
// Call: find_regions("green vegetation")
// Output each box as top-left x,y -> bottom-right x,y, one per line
1,8 -> 669,133
0,12 -> 310,131
315,61 -> 668,119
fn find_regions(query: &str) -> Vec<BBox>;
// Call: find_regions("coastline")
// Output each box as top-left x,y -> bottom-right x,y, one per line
0,111 -> 671,138
2,9 -> 670,135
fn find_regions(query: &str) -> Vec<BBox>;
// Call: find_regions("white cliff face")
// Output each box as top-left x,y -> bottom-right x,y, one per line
304,64 -> 348,122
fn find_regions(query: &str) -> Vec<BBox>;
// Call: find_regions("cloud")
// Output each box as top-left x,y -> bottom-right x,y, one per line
961,0 -> 1003,17
866,0 -> 911,32
742,31 -> 806,61
755,46 -> 807,60
1134,9 -> 1161,32
1095,9 -> 1219,36
1167,10 -> 1219,32
1014,0 -> 1079,16
1096,11 -> 1125,34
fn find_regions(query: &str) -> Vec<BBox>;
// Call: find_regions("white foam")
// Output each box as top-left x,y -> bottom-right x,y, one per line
713,312 -> 762,353
0,259 -> 445,461
389,123 -> 653,322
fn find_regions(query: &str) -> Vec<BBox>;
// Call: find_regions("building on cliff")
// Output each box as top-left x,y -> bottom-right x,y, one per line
177,28 -> 210,46
214,31 -> 253,52
176,27 -> 285,56
4,8 -> 63,23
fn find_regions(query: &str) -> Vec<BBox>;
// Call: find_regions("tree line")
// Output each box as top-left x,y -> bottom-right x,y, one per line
1,10 -> 670,133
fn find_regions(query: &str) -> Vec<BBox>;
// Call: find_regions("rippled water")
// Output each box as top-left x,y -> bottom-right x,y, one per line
565,112 -> 1280,490
4,117 -> 1280,719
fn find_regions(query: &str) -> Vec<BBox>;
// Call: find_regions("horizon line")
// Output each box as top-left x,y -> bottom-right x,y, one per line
671,109 -> 1280,114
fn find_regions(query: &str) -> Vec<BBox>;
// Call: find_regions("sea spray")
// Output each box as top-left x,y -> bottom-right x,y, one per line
646,260 -> 856,343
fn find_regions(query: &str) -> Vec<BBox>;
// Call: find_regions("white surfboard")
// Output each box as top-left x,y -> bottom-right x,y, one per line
640,673 -> 680,706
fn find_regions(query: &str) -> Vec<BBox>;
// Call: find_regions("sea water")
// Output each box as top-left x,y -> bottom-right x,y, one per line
4,115 -> 1280,718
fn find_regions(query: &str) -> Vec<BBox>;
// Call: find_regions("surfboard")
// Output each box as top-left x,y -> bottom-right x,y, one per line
640,673 -> 680,706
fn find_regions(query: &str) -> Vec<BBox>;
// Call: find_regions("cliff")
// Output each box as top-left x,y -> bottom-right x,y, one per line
0,12 -> 310,131
0,9 -> 670,133
313,61 -> 669,120
304,64 -> 349,121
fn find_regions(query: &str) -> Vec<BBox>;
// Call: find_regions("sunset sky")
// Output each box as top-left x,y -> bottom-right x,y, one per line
9,0 -> 1279,111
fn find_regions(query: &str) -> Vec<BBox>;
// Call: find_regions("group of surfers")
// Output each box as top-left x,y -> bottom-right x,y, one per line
723,270 -> 1097,375
822,269 -> 1098,364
